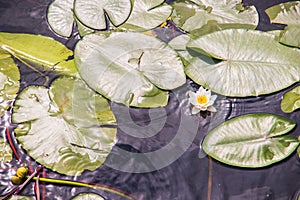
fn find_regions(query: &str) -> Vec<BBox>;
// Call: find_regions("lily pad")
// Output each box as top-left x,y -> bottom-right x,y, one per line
0,32 -> 77,76
0,54 -> 20,117
171,0 -> 258,33
73,193 -> 105,200
203,113 -> 299,168
186,29 -> 300,97
266,2 -> 300,48
265,1 -> 300,25
281,86 -> 300,113
279,25 -> 300,48
120,0 -> 172,31
8,196 -> 35,200
74,0 -> 132,30
0,137 -> 12,163
12,76 -> 117,176
47,0 -> 75,37
74,32 -> 186,107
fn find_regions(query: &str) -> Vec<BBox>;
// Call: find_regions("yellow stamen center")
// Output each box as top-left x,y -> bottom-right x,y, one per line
197,95 -> 208,104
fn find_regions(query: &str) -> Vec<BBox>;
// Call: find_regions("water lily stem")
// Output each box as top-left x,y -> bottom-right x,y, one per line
30,177 -> 136,200
207,156 -> 213,200
0,167 -> 42,200
5,127 -> 20,161
1,46 -> 50,86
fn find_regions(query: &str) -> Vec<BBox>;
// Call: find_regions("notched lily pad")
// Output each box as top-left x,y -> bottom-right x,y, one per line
75,32 -> 186,107
47,0 -> 75,37
266,2 -> 300,48
74,0 -> 132,30
281,86 -> 300,113
0,32 -> 77,76
12,76 -> 117,176
186,29 -> 300,97
203,113 -> 299,168
171,0 -> 258,33
120,0 -> 172,31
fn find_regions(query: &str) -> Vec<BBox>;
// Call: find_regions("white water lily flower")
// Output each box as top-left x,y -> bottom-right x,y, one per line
188,87 -> 217,114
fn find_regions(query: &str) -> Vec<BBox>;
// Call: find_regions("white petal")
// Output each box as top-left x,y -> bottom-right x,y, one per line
207,106 -> 217,112
210,95 -> 217,102
198,86 -> 206,93
188,91 -> 194,97
191,106 -> 200,115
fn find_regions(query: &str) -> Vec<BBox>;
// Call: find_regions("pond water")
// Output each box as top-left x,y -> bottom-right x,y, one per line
0,0 -> 299,199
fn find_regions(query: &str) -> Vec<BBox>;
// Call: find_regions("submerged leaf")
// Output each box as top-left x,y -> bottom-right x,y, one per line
0,54 -> 20,117
0,137 -> 12,163
47,0 -> 75,37
74,0 -> 132,30
72,193 -> 105,200
186,29 -> 300,97
0,32 -> 77,76
281,86 -> 300,113
203,113 -> 299,167
120,0 -> 172,31
75,32 -> 186,107
171,0 -> 258,33
12,76 -> 117,176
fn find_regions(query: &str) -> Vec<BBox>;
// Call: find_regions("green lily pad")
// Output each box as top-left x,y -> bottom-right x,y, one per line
8,196 -> 35,200
0,137 -> 12,163
47,0 -> 75,37
74,0 -> 132,30
203,113 -> 299,168
186,29 -> 300,97
120,0 -> 172,31
279,25 -> 300,48
0,32 -> 77,76
74,32 -> 186,107
265,1 -> 300,25
73,193 -> 105,200
266,2 -> 300,48
12,76 -> 117,176
0,54 -> 20,117
281,86 -> 300,113
171,0 -> 258,33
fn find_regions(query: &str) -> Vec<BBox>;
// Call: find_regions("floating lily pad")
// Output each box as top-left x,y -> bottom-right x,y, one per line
0,32 -> 77,76
171,0 -> 258,33
75,32 -> 186,107
73,193 -> 105,200
0,54 -> 20,117
8,196 -> 35,200
47,0 -> 75,37
74,0 -> 132,30
265,1 -> 300,25
281,86 -> 300,113
0,137 -> 12,163
120,0 -> 172,31
279,25 -> 300,48
203,113 -> 299,168
12,76 -> 117,176
186,29 -> 300,97
266,2 -> 300,48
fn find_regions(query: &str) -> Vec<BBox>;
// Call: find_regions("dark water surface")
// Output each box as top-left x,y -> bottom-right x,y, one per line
0,0 -> 299,199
